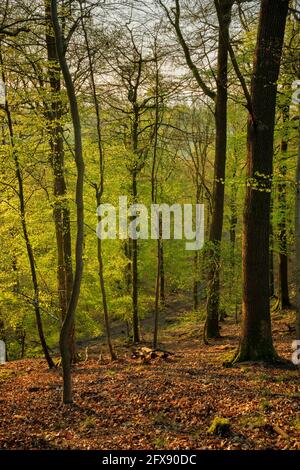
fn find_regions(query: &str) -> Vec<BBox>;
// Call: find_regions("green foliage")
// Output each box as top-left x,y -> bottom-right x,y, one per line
0,1 -> 298,363
207,417 -> 231,436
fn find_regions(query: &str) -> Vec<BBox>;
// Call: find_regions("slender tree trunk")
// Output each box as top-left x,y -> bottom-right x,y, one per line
45,1 -> 75,358
51,0 -> 85,403
130,99 -> 140,343
0,52 -> 54,369
124,240 -> 132,294
97,216 -> 116,360
159,236 -> 165,304
80,7 -> 116,360
131,170 -> 140,343
229,164 -> 237,309
278,104 -> 291,308
153,236 -> 161,349
295,113 -> 300,340
193,185 -> 202,310
193,251 -> 199,310
269,201 -> 275,298
206,0 -> 232,339
232,0 -> 289,363
151,51 -> 163,349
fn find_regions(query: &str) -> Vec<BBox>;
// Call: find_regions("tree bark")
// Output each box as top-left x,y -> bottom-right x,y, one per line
80,6 -> 116,360
295,113 -> 300,341
232,0 -> 289,363
229,156 -> 238,312
130,99 -> 141,343
131,170 -> 140,343
51,0 -> 85,403
269,201 -> 275,298
193,185 -> 202,310
45,1 -> 75,357
278,103 -> 291,308
159,238 -> 165,305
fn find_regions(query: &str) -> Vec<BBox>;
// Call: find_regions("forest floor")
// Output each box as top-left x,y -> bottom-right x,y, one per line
0,301 -> 299,450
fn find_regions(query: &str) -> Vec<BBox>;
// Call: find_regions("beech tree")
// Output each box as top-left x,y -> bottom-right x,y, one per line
51,0 -> 85,403
79,3 -> 116,360
45,0 -> 75,357
231,0 -> 289,363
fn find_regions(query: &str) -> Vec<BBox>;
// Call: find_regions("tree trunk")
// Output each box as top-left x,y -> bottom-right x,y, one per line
51,0 -> 85,403
295,114 -> 300,340
206,0 -> 232,339
80,6 -> 116,360
193,251 -> 199,310
97,225 -> 116,360
131,171 -> 140,343
193,185 -> 202,310
159,235 -> 165,304
229,161 -> 238,312
153,236 -> 161,349
130,99 -> 140,343
232,0 -> 289,363
45,0 -> 75,358
278,104 -> 291,308
269,202 -> 275,298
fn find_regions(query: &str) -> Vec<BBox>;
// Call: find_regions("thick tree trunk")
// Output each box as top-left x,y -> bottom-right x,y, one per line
232,0 -> 289,363
51,0 -> 85,403
206,0 -> 232,339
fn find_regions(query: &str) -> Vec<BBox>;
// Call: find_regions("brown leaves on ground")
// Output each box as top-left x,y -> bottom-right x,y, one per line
0,317 -> 299,450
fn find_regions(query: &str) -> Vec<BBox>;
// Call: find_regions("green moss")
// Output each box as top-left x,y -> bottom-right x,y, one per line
207,417 -> 231,436
293,418 -> 300,431
0,368 -> 16,383
152,436 -> 167,448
